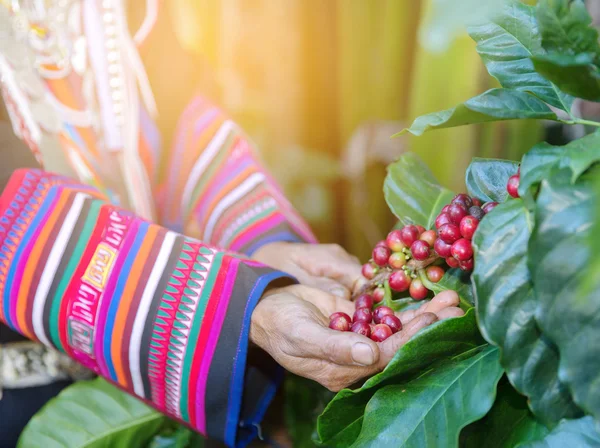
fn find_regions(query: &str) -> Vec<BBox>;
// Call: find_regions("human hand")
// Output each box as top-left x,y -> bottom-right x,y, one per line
250,285 -> 464,391
252,242 -> 364,299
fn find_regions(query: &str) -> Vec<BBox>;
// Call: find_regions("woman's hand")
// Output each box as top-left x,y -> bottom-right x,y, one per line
250,285 -> 464,392
252,242 -> 364,299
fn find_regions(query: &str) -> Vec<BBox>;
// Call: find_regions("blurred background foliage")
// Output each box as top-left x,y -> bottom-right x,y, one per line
130,0 -> 544,261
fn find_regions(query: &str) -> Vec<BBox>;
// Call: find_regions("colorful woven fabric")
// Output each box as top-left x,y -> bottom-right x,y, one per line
0,169 -> 292,446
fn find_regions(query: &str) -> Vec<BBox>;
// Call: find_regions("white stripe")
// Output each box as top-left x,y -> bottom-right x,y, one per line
181,120 -> 235,212
204,172 -> 265,241
32,193 -> 88,346
130,231 -> 177,398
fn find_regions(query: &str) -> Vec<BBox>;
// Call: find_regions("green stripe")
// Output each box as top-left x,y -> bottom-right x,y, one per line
178,253 -> 223,422
48,201 -> 102,351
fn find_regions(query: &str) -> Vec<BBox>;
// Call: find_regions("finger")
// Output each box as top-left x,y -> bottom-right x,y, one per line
318,329 -> 381,367
397,290 -> 460,323
312,277 -> 352,299
436,306 -> 464,320
301,245 -> 363,291
378,313 -> 438,367
295,285 -> 356,317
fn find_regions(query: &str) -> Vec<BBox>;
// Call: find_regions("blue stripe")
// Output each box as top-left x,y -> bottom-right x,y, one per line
102,221 -> 150,380
3,186 -> 57,329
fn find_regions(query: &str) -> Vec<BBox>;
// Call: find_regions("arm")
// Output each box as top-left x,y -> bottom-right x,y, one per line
0,161 -> 294,446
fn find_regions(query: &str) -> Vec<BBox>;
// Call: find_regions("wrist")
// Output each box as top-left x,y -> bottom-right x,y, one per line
252,241 -> 293,264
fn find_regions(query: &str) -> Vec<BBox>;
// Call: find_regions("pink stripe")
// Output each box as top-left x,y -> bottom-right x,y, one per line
93,220 -> 140,377
228,213 -> 287,251
194,259 -> 239,433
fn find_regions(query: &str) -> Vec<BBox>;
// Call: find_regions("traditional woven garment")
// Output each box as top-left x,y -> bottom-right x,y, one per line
0,1 -> 316,445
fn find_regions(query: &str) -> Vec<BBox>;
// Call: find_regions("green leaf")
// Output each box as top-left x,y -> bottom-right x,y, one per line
529,170 -> 600,420
419,267 -> 474,309
18,378 -> 167,448
460,376 -> 549,448
350,345 -> 503,448
465,158 -> 520,203
519,131 -> 600,197
532,53 -> 600,101
472,200 -> 581,426
521,416 -> 600,448
384,153 -> 454,229
467,0 -> 573,112
396,89 -> 557,137
148,426 -> 204,448
316,309 -> 483,446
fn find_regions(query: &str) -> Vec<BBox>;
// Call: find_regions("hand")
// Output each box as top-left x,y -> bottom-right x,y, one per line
252,242 -> 364,299
250,285 -> 464,391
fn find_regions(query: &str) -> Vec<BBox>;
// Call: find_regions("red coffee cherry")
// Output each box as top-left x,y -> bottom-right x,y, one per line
409,279 -> 429,300
451,238 -> 474,261
370,324 -> 393,342
389,270 -> 411,292
425,266 -> 445,283
351,321 -> 371,337
373,306 -> 395,324
354,294 -> 374,310
380,314 -> 402,333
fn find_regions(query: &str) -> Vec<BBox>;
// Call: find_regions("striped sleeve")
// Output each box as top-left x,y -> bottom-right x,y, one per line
0,169 -> 293,447
156,96 -> 317,255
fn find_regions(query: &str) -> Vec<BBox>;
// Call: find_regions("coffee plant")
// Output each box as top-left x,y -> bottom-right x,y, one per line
16,0 -> 600,447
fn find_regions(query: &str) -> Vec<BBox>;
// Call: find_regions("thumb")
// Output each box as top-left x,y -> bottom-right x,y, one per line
319,330 -> 381,367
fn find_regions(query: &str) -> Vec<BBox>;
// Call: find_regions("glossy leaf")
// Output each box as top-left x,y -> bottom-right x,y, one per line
529,170 -> 600,419
419,267 -> 474,309
472,200 -> 581,426
351,345 -> 503,448
396,89 -> 557,137
316,309 -> 483,446
148,426 -> 204,448
532,53 -> 600,101
384,153 -> 454,229
467,0 -> 573,112
461,376 -> 549,448
522,416 -> 600,448
465,158 -> 519,203
18,378 -> 166,448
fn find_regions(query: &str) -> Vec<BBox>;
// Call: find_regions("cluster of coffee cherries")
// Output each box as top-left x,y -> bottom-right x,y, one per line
329,294 -> 401,342
433,194 -> 497,272
362,227 -> 446,301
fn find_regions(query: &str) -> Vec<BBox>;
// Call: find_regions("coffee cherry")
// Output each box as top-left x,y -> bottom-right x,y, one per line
469,206 -> 485,221
434,238 -> 452,258
482,202 -> 498,213
435,213 -> 451,229
441,205 -> 451,213
507,174 -> 520,198
451,238 -> 474,261
426,266 -> 445,283
389,252 -> 407,269
409,279 -> 429,300
353,307 -> 373,324
438,223 -> 461,244
389,270 -> 411,292
351,321 -> 371,337
400,225 -> 420,246
446,257 -> 460,268
419,230 -> 437,247
448,203 -> 469,225
459,215 -> 479,240
329,313 -> 351,331
416,225 -> 426,234
380,314 -> 402,333
373,306 -> 395,324
372,245 -> 391,267
459,258 -> 474,272
370,324 -> 393,342
452,193 -> 473,208
373,287 -> 385,303
410,240 -> 430,261
355,294 -> 374,310
375,240 -> 388,248
362,263 -> 377,280
472,197 -> 483,207
386,230 -> 406,252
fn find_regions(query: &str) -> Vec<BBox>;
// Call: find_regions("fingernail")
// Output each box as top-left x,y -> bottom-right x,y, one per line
352,343 -> 375,366
330,287 -> 346,297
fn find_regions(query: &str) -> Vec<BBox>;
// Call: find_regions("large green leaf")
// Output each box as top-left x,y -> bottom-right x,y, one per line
316,309 -> 483,446
532,53 -> 600,101
465,158 -> 519,203
460,376 -> 549,448
350,345 -> 503,448
467,0 -> 573,112
396,89 -> 557,137
522,416 -> 600,448
519,132 -> 600,197
383,153 -> 454,229
18,378 -> 167,448
472,200 -> 581,426
529,170 -> 600,419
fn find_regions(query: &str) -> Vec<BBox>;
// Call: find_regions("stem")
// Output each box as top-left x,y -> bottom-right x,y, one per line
560,118 -> 600,128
